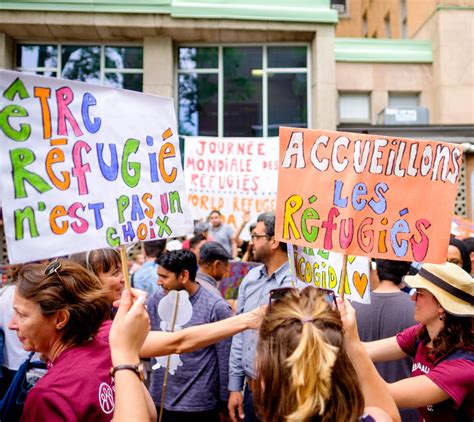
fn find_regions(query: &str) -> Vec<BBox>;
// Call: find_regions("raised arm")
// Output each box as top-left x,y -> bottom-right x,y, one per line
339,298 -> 401,422
363,336 -> 408,362
387,376 -> 450,408
110,290 -> 155,422
232,211 -> 251,247
140,307 -> 262,358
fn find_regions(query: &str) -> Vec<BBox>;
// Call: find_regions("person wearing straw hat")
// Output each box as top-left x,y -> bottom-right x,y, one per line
344,262 -> 473,422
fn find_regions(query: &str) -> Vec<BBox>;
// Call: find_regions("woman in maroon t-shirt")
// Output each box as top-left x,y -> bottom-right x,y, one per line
352,262 -> 473,422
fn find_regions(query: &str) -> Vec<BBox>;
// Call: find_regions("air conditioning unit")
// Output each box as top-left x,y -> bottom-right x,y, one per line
377,107 -> 429,125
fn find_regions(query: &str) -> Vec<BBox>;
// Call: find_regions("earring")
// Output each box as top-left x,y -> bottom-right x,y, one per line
439,314 -> 445,321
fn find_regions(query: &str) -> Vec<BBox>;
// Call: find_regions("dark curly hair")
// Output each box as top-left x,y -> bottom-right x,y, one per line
417,312 -> 473,362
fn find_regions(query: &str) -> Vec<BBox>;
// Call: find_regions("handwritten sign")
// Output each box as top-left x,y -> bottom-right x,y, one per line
219,260 -> 259,300
184,136 -> 278,231
276,128 -> 462,263
0,71 -> 193,264
289,245 -> 371,303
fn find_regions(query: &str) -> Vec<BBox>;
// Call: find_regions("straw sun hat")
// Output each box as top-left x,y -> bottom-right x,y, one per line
404,262 -> 474,317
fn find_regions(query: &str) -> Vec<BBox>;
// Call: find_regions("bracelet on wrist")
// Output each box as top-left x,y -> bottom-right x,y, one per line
110,363 -> 146,382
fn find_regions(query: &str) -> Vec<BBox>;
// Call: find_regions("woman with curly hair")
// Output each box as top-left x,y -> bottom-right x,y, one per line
362,262 -> 473,421
253,286 -> 400,422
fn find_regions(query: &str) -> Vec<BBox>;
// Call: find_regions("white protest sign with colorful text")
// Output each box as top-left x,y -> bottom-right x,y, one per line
289,245 -> 371,304
0,71 -> 193,263
184,136 -> 278,229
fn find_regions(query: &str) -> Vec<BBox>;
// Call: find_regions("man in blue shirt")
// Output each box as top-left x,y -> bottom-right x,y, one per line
228,212 -> 306,422
147,250 -> 233,422
132,240 -> 167,296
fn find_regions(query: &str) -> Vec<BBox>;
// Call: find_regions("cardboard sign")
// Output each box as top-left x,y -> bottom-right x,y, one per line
288,245 -> 371,304
184,136 -> 278,235
0,71 -> 193,264
276,128 -> 462,263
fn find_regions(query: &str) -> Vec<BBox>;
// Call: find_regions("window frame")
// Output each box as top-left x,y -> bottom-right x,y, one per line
388,91 -> 420,108
15,42 -> 144,89
175,43 -> 311,138
338,91 -> 372,124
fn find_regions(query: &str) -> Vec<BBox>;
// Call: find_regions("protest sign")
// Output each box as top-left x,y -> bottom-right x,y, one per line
276,128 -> 462,263
0,70 -> 193,264
219,260 -> 259,300
289,245 -> 371,303
184,136 -> 278,232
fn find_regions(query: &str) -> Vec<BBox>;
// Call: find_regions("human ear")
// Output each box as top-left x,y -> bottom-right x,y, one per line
55,309 -> 70,330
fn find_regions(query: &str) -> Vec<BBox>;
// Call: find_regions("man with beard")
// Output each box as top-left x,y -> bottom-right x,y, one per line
227,212 -> 306,422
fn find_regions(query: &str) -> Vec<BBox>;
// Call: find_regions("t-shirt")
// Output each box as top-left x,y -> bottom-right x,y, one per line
397,324 -> 474,422
353,291 -> 418,421
132,260 -> 159,296
209,225 -> 233,255
21,321 -> 115,422
0,285 -> 30,370
147,286 -> 233,412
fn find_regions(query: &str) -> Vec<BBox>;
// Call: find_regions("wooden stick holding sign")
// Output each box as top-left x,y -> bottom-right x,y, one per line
340,254 -> 348,301
120,245 -> 132,292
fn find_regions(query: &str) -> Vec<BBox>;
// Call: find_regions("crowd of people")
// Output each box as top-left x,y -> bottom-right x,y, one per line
0,210 -> 472,421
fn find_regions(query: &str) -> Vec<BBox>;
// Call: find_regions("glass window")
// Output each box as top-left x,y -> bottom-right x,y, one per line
61,46 -> 101,83
268,73 -> 307,136
16,44 -> 57,68
105,73 -> 143,92
339,92 -> 371,123
105,47 -> 143,69
177,45 -> 309,137
224,47 -> 262,137
268,46 -> 306,68
388,92 -> 419,108
179,73 -> 218,136
17,44 -> 143,92
178,47 -> 218,70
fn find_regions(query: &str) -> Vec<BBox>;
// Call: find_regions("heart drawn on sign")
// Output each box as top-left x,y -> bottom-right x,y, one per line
353,271 -> 369,298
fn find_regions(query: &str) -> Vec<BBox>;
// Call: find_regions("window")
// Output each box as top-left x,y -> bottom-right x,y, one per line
384,13 -> 392,38
400,0 -> 408,39
177,45 -> 309,137
339,92 -> 371,123
330,0 -> 348,15
16,44 -> 144,92
362,12 -> 368,37
388,92 -> 419,108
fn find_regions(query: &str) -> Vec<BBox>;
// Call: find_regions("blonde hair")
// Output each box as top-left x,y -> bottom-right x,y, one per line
254,287 -> 364,422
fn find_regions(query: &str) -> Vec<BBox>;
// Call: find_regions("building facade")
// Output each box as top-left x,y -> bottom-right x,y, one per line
0,0 -> 473,231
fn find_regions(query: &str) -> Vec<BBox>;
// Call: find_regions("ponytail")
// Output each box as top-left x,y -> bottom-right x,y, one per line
254,287 -> 365,422
286,321 -> 339,421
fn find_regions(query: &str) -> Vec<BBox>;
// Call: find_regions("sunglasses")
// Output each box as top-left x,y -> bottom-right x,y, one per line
45,259 -> 65,283
268,286 -> 338,311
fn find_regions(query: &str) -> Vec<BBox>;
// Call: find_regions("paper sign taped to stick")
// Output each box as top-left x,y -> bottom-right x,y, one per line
184,136 -> 278,232
289,245 -> 371,304
0,71 -> 193,264
276,127 -> 462,263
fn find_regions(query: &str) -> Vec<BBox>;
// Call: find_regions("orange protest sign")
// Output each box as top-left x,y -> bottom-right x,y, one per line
276,128 -> 462,263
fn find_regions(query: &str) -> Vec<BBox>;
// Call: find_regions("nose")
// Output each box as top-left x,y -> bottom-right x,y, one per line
8,316 -> 18,331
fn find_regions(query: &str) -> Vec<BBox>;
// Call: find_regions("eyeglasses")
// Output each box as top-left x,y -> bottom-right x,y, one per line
409,288 -> 432,302
45,259 -> 65,283
268,286 -> 338,311
251,234 -> 271,240
447,258 -> 463,267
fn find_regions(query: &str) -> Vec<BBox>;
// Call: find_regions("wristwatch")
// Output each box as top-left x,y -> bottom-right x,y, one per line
110,363 -> 145,382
